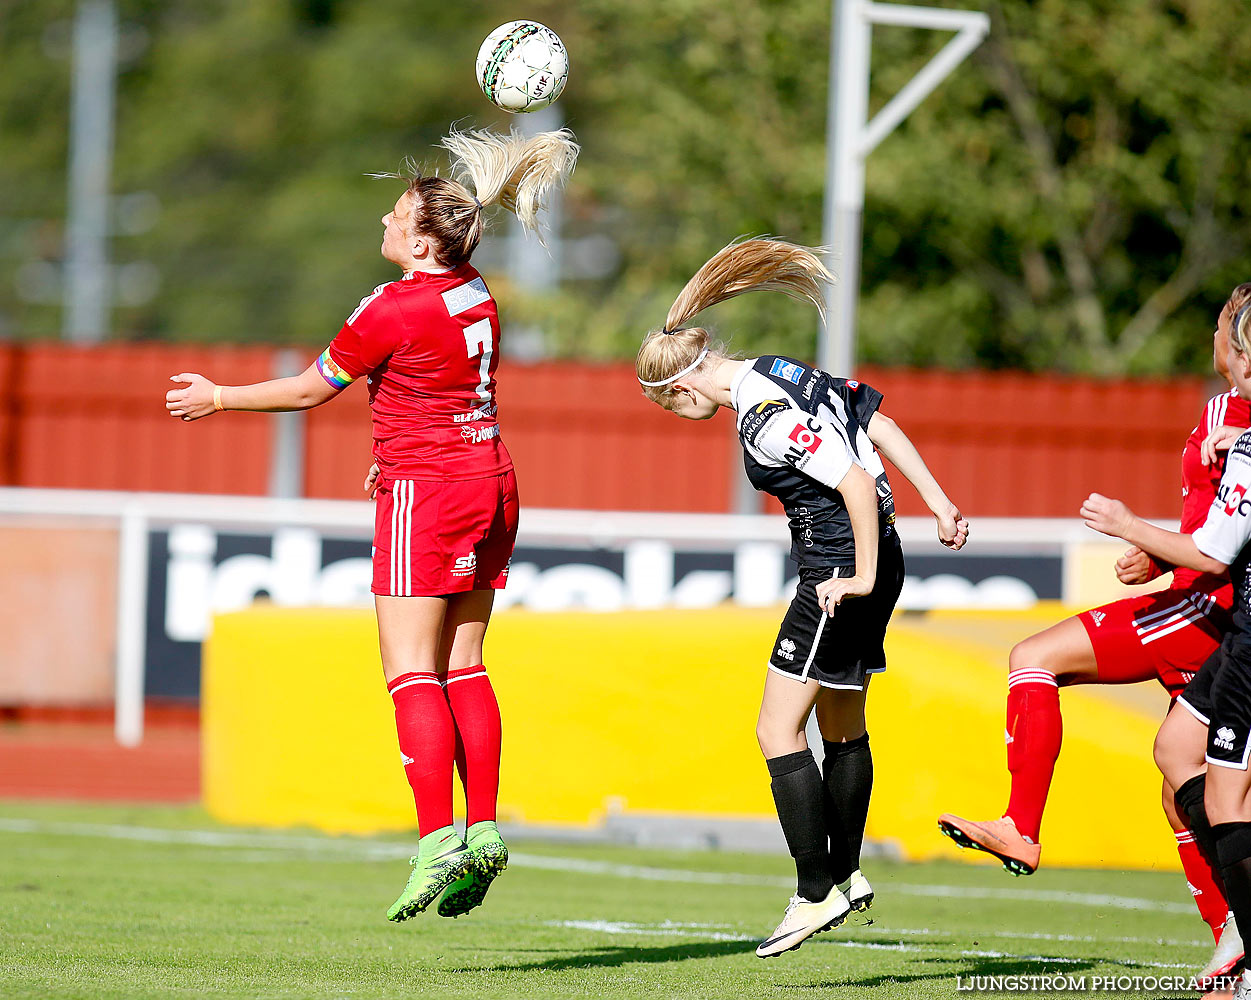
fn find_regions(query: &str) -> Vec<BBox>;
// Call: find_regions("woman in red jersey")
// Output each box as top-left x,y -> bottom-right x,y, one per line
939,284 -> 1251,942
166,126 -> 578,923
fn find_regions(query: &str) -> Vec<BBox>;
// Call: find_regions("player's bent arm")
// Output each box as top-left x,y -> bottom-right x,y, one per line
815,464 -> 880,613
1081,493 -> 1227,576
866,412 -> 968,550
166,363 -> 342,421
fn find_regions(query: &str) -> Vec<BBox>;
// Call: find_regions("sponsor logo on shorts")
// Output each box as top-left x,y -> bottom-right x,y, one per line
452,553 -> 478,577
1215,726 -> 1237,751
501,559 -> 511,579
461,424 -> 502,444
400,752 -> 415,765
1090,610 -> 1106,627
770,358 -> 804,384
1004,729 -> 1014,745
776,638 -> 797,661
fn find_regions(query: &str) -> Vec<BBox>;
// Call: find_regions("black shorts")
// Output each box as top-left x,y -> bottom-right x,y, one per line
768,537 -> 905,690
1179,634 -> 1251,771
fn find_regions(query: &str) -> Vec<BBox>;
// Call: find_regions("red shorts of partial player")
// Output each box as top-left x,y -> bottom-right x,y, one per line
1077,588 -> 1231,697
372,470 -> 518,597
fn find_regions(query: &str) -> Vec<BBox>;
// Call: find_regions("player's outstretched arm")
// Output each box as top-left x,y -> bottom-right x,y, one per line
815,463 -> 879,614
166,363 -> 342,422
1080,493 -> 1226,576
866,411 -> 968,550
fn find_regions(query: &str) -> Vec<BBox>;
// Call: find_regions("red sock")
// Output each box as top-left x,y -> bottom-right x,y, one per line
1176,829 -> 1230,941
1004,670 -> 1061,843
445,665 -> 502,826
387,671 -> 455,838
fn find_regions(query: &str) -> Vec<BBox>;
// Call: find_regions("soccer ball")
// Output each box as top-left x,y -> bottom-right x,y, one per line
476,21 -> 568,113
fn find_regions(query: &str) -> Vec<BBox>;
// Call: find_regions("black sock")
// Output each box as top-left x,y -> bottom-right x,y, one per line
1176,775 -> 1222,870
822,733 -> 873,884
1213,822 -> 1251,936
768,749 -> 834,902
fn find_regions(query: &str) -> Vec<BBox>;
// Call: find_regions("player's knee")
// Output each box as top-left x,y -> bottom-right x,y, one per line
1152,728 -> 1173,778
1007,635 -> 1045,673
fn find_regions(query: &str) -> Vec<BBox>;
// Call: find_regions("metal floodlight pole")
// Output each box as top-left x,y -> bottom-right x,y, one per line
64,0 -> 119,343
818,0 -> 989,376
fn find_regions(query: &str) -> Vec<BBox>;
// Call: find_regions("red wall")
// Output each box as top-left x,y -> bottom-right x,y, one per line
0,343 -> 1211,518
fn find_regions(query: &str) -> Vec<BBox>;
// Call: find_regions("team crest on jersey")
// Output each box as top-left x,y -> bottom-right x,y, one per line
846,379 -> 860,390
740,399 -> 789,445
769,358 -> 805,384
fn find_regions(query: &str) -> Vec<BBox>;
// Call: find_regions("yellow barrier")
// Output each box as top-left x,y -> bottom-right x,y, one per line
203,605 -> 1178,871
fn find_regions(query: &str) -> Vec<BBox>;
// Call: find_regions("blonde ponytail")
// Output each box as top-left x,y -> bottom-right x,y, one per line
664,238 -> 833,332
441,126 -> 580,240
636,239 -> 834,405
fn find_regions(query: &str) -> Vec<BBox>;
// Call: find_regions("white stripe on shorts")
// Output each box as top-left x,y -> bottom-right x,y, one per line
798,612 -> 829,683
1133,594 -> 1198,631
389,480 -> 415,597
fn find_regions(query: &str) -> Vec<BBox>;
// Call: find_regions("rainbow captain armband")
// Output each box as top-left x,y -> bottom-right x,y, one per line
316,348 -> 355,390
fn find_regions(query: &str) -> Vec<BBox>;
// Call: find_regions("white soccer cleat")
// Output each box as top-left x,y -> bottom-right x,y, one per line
1202,912 -> 1245,984
1231,969 -> 1251,1000
755,889 -> 850,959
845,869 -> 874,914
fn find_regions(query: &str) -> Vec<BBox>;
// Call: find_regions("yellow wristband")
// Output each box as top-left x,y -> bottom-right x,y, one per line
213,386 -> 224,412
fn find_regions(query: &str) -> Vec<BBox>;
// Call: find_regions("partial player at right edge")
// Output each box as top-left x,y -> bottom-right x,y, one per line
1081,307 -> 1251,1000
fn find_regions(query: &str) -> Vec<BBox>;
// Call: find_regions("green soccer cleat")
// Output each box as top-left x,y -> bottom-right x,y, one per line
437,823 -> 509,918
386,836 -> 473,922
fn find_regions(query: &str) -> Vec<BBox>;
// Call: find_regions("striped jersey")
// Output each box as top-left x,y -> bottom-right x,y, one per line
731,355 -> 895,571
1175,389 -> 1251,594
319,263 -> 512,482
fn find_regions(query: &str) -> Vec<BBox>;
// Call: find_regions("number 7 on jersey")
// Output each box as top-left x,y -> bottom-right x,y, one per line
464,318 -> 493,402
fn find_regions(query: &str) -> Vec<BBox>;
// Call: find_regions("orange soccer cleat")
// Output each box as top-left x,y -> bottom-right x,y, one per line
938,813 -> 1041,876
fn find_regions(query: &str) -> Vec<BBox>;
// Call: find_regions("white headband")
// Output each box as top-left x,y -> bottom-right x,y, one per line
638,348 -> 710,388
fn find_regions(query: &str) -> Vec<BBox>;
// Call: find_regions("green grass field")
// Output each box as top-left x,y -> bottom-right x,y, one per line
0,802 -> 1220,999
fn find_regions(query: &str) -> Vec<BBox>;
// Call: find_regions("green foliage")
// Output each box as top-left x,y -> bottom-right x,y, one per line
1,0 -> 1248,372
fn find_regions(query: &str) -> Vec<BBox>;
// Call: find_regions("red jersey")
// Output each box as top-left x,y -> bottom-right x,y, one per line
1173,388 -> 1251,593
320,264 -> 512,482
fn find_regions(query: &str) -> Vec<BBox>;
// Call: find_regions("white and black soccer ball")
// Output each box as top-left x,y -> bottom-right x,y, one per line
476,20 -> 568,114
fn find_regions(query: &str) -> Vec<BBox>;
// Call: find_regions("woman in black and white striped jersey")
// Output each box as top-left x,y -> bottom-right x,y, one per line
635,238 -> 968,958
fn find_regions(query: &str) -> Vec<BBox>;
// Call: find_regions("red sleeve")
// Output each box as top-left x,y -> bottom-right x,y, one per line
327,286 -> 405,378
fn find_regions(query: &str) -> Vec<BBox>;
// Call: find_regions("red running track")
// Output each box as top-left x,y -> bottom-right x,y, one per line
0,722 -> 198,802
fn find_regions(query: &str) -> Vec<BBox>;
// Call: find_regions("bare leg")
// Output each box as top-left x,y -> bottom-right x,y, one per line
375,595 -> 448,682
757,671 -> 822,758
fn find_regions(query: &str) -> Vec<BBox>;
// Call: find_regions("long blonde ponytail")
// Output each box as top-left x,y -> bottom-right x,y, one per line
636,239 -> 834,405
663,239 -> 833,332
441,126 -> 580,240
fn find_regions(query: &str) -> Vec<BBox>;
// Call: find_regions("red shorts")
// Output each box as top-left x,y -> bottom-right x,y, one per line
372,470 -> 518,597
1077,589 -> 1231,698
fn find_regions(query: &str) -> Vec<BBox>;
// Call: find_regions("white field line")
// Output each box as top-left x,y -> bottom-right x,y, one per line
548,919 -> 1206,951
0,818 -> 1195,917
550,920 -> 1196,970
